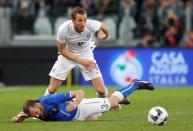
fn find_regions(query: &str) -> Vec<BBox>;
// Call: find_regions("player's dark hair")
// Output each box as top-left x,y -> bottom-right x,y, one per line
23,100 -> 36,116
71,7 -> 87,20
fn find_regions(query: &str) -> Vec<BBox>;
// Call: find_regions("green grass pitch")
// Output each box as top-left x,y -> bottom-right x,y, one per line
0,86 -> 193,131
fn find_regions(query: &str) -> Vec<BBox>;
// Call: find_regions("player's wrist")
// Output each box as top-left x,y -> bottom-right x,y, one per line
76,58 -> 82,64
74,101 -> 80,106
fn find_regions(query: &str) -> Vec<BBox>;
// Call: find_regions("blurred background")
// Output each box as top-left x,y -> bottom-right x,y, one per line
0,0 -> 193,87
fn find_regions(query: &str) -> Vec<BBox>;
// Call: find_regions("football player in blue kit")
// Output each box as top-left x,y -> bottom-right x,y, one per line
12,80 -> 154,122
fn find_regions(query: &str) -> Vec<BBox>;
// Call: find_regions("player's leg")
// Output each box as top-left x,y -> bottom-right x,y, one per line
44,55 -> 76,95
74,81 -> 154,121
44,77 -> 63,95
78,61 -> 131,105
78,62 -> 108,98
108,81 -> 154,107
73,98 -> 111,121
92,78 -> 127,110
91,76 -> 108,98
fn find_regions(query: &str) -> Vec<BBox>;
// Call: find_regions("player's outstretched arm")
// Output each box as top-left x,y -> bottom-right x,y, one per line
11,112 -> 29,123
66,90 -> 85,112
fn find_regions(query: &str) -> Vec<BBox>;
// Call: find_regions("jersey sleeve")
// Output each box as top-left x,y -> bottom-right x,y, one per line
87,19 -> 102,32
50,92 -> 73,104
56,24 -> 67,43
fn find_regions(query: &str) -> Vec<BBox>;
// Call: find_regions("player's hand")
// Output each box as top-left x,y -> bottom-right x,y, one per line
11,112 -> 28,123
78,59 -> 96,70
66,102 -> 78,112
96,30 -> 107,40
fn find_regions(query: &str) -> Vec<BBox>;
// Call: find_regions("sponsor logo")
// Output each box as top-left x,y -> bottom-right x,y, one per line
149,51 -> 189,85
110,50 -> 143,86
87,33 -> 91,40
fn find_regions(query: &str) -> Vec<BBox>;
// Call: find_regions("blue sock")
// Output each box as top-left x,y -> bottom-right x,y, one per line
117,82 -> 138,97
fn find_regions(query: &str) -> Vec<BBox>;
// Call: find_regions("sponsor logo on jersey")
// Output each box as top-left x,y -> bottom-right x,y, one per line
87,33 -> 91,40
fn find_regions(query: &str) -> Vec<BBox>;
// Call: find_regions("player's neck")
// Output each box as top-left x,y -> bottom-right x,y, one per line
73,25 -> 83,33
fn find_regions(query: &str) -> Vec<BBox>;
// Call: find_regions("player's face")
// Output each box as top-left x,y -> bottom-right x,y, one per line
29,105 -> 43,118
73,13 -> 87,33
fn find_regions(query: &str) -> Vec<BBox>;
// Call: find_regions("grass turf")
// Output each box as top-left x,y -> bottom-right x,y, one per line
0,86 -> 193,131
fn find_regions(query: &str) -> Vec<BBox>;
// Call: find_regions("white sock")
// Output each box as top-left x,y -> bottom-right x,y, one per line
44,88 -> 50,96
112,91 -> 124,101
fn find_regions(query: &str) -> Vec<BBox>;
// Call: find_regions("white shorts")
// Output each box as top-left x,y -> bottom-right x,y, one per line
49,54 -> 102,81
73,98 -> 111,121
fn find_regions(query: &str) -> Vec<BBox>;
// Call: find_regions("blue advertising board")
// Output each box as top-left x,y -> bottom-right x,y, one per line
80,48 -> 193,87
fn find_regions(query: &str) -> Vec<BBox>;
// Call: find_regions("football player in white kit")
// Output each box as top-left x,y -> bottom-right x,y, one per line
44,7 -> 109,98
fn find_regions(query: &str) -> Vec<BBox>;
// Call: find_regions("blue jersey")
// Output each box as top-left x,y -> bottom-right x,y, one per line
36,92 -> 78,121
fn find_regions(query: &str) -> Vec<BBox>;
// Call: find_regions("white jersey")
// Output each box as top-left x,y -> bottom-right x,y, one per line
56,19 -> 101,56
